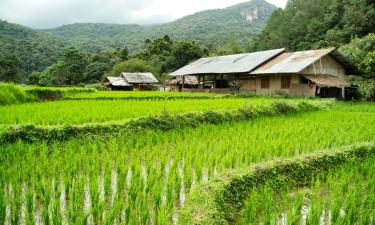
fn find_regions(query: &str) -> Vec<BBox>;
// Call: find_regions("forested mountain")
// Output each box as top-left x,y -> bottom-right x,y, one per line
44,0 -> 276,52
0,20 -> 71,79
249,0 -> 375,51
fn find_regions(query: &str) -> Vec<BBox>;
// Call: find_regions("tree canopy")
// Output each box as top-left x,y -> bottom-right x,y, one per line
249,0 -> 375,51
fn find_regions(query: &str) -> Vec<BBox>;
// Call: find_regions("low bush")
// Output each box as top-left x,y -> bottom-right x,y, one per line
179,142 -> 375,225
0,100 -> 332,144
0,83 -> 36,105
25,86 -> 96,100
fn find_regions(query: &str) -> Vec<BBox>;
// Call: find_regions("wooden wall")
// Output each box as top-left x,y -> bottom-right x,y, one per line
301,55 -> 346,77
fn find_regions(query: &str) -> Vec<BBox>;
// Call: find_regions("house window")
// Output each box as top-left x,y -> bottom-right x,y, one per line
261,76 -> 270,89
281,75 -> 291,89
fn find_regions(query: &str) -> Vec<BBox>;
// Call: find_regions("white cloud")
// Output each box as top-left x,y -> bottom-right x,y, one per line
0,0 -> 287,28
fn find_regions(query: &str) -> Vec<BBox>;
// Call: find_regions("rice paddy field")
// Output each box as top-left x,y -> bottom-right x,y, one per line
0,97 -> 295,126
237,157 -> 375,225
0,90 -> 374,225
66,91 -> 218,99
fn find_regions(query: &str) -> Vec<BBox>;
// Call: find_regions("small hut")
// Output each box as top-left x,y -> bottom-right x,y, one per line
166,75 -> 199,92
121,72 -> 158,91
104,77 -> 133,91
105,72 -> 158,91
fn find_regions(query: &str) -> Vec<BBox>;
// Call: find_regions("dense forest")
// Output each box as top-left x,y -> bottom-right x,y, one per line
44,0 -> 275,52
0,20 -> 70,81
249,0 -> 375,51
27,35 -> 208,87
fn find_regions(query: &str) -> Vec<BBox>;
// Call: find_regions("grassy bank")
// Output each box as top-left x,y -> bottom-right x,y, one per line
237,157 -> 375,225
0,83 -> 36,105
179,143 -> 375,225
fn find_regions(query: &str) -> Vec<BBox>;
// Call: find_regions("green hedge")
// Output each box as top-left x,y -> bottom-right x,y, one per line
178,142 -> 375,225
66,96 -> 221,101
25,86 -> 96,101
0,101 -> 332,144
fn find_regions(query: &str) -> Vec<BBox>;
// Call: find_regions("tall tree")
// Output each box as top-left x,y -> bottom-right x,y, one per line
0,54 -> 21,82
59,48 -> 88,85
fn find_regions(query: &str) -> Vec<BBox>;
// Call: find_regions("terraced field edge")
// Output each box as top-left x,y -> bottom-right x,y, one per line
178,142 -> 375,225
0,101 -> 332,144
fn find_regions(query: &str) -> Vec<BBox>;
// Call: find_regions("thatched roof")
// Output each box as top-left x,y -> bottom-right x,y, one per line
121,72 -> 158,84
170,49 -> 285,76
105,77 -> 132,87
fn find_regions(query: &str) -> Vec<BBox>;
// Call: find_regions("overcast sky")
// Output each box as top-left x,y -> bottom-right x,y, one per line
0,0 -> 287,29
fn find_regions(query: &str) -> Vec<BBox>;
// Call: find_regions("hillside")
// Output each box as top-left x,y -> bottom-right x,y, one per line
0,20 -> 71,78
44,0 -> 276,52
249,0 -> 375,51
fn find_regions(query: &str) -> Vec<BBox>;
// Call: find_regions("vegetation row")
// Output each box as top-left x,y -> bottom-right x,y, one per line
237,156 -> 375,224
0,100 -> 331,144
0,83 -> 95,105
179,142 -> 375,225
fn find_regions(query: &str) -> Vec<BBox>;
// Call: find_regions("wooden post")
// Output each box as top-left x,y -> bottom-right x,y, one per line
202,75 -> 205,89
236,74 -> 240,94
214,74 -> 217,89
182,76 -> 185,91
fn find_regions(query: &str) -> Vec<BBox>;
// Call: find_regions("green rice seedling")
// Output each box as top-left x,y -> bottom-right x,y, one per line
0,97 -> 305,126
0,102 -> 374,224
237,157 -> 375,225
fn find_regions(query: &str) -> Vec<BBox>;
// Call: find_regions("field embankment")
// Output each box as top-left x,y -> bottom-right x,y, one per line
0,100 -> 329,143
0,83 -> 37,105
179,142 -> 375,225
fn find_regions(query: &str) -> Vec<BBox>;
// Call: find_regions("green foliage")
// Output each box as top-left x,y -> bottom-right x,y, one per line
249,0 -> 375,51
226,35 -> 244,54
43,0 -> 275,53
0,20 -> 70,81
108,58 -> 160,77
59,48 -> 89,85
83,62 -> 111,84
24,86 -> 96,101
339,34 -> 375,99
0,54 -> 21,82
116,47 -> 129,61
179,142 -> 375,225
0,83 -> 36,105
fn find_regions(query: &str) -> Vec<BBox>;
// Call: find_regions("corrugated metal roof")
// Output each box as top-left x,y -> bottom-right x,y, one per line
251,48 -> 336,74
170,48 -> 285,76
166,76 -> 199,85
303,75 -> 350,87
122,72 -> 158,84
106,77 -> 132,87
